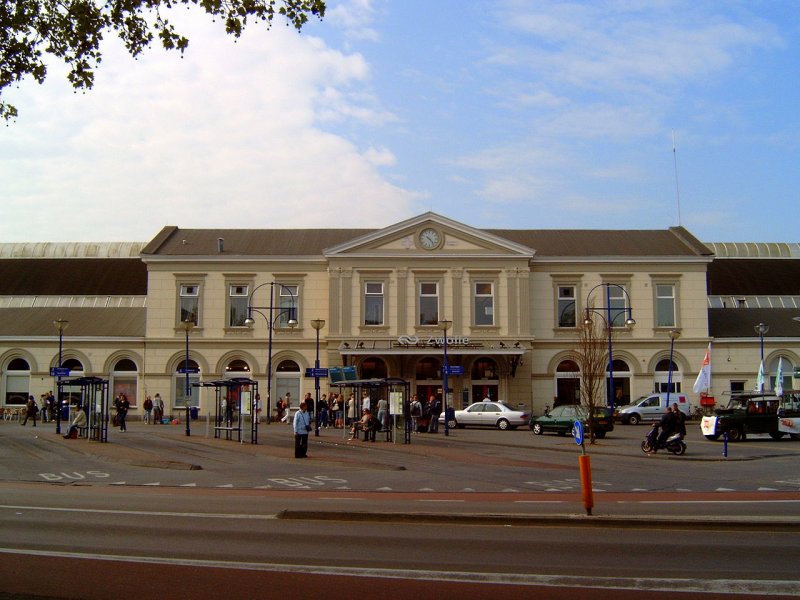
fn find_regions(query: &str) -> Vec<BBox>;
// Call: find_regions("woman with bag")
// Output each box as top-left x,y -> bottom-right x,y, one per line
292,400 -> 311,458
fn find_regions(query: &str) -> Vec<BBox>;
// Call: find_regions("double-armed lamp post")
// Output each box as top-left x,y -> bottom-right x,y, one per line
53,319 -> 69,435
583,283 -> 635,412
180,318 -> 194,436
666,329 -> 681,404
311,319 -> 326,436
439,319 -> 452,437
244,282 -> 297,425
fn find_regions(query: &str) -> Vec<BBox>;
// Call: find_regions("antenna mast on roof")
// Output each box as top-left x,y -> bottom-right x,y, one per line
672,129 -> 682,226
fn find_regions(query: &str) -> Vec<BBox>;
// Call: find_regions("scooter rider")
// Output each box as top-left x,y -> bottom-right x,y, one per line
672,402 -> 687,439
656,406 -> 677,449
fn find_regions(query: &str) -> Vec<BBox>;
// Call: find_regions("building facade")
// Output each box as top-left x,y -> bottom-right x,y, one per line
1,213 -> 798,419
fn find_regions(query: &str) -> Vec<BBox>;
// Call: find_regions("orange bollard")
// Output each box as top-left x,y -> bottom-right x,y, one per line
578,453 -> 594,516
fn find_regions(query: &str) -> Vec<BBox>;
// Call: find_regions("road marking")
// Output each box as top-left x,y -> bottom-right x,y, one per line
2,548 -> 798,596
514,501 -> 565,504
0,505 -> 280,519
634,500 -> 800,505
417,499 -> 466,503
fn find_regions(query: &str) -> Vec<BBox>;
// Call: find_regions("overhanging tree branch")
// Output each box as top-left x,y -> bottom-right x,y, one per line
0,0 -> 325,120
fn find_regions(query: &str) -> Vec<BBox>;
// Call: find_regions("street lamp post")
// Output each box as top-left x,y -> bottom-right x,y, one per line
584,283 -> 635,412
666,329 -> 681,405
439,319 -> 452,437
311,319 -> 326,437
754,322 -> 769,391
53,319 -> 69,435
180,318 -> 194,436
244,282 -> 297,426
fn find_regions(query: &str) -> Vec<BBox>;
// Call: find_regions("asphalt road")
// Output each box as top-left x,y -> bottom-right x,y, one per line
2,418 -> 800,599
1,484 -> 799,600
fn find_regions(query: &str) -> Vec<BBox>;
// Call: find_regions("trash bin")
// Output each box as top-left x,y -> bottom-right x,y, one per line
445,407 -> 456,427
190,406 -> 199,420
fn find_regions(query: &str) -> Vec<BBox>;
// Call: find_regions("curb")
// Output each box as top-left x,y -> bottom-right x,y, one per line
277,509 -> 800,531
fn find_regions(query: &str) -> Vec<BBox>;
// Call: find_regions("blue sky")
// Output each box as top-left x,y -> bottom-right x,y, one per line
2,0 -> 798,243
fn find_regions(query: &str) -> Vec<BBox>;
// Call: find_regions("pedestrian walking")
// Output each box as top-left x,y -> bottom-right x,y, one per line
21,395 -> 38,426
143,396 -> 153,424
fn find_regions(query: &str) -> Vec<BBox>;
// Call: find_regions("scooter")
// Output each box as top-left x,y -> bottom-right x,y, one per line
641,424 -> 687,455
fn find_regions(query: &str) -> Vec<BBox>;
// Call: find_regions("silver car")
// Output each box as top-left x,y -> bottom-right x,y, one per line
439,401 -> 530,430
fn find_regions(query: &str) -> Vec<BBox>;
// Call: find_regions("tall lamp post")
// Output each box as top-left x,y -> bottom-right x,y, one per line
244,282 -> 297,425
53,319 -> 69,435
666,329 -> 681,405
754,322 -> 769,391
439,319 -> 452,437
310,319 -> 326,437
584,283 -> 635,412
180,318 -> 194,436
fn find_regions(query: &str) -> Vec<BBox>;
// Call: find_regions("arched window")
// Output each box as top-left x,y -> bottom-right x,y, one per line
654,358 -> 681,394
359,357 -> 387,379
174,359 -> 200,408
277,360 -> 300,372
275,360 -> 300,410
416,358 -> 441,380
471,358 -> 498,380
226,359 -> 251,374
555,360 -> 580,406
63,358 -> 84,372
112,358 -> 138,407
4,358 -> 30,405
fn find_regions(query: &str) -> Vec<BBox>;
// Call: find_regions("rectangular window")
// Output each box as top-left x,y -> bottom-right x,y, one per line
179,284 -> 199,325
278,285 -> 298,327
655,283 -> 676,327
608,285 -> 628,327
364,282 -> 384,326
419,282 -> 439,326
557,286 -> 576,328
228,284 -> 249,327
474,282 -> 494,326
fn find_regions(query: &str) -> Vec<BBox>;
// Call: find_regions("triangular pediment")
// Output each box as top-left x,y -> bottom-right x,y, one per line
323,212 -> 535,258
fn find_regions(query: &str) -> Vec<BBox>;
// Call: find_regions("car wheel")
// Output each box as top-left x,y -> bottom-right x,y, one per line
725,427 -> 744,442
447,418 -> 457,429
627,414 -> 641,426
532,423 -> 543,435
497,418 -> 509,431
769,432 -> 786,440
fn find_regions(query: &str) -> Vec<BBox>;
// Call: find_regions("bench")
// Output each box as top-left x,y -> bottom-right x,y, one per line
355,420 -> 392,442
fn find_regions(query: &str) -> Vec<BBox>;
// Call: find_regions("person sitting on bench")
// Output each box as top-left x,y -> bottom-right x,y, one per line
349,408 -> 375,440
63,405 -> 87,439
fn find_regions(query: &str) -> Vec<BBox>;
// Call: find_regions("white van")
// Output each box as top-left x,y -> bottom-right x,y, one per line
617,393 -> 691,425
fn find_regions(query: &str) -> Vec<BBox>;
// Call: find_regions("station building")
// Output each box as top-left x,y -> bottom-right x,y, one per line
1,212 -> 798,419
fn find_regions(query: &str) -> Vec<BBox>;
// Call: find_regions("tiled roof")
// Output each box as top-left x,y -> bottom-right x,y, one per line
0,307 -> 145,337
708,308 -> 800,339
141,225 -> 711,258
0,259 -> 147,295
707,259 -> 800,295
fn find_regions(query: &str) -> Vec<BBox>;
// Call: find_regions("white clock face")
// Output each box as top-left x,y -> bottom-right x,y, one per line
419,228 -> 441,249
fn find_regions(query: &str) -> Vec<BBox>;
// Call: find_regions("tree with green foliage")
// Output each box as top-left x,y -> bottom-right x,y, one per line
0,0 -> 325,120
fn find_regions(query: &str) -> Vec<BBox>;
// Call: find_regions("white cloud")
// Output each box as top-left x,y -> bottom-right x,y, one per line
0,12 -> 417,241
